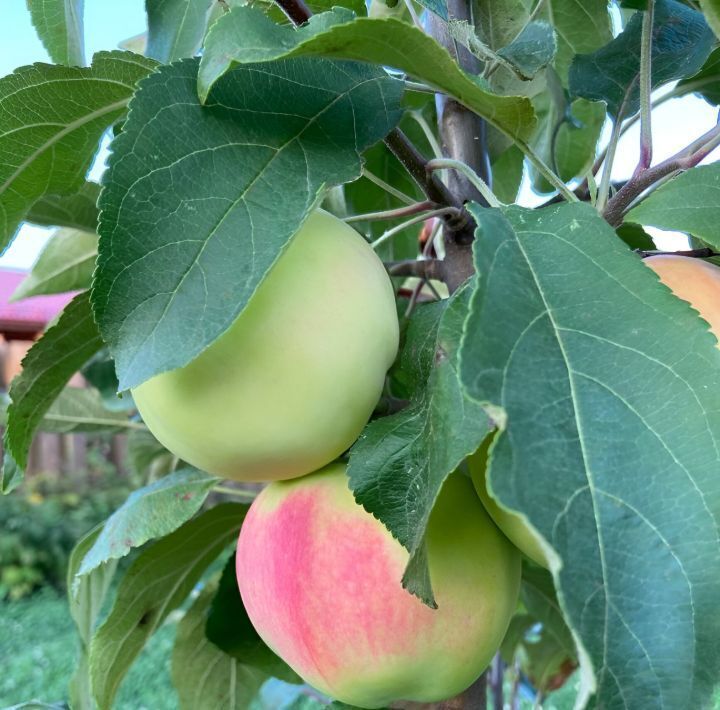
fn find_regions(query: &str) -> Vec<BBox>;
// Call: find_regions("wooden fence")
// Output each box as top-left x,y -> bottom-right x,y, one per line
0,337 -> 128,477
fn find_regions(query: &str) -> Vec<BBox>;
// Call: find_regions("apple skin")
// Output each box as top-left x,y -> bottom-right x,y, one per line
469,442 -> 549,569
236,463 -> 521,709
644,255 -> 720,338
131,210 -> 399,482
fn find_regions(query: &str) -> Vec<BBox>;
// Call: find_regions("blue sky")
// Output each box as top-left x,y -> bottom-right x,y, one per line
1,1 -> 714,269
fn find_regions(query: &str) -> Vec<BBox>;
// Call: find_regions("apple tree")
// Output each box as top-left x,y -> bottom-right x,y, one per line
3,0 -> 720,708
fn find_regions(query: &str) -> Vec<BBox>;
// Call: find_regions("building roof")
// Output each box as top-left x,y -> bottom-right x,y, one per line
0,269 -> 75,337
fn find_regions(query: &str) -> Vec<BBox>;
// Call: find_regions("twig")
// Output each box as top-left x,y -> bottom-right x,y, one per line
384,129 -> 464,220
426,158 -> 501,207
604,120 -> 720,226
636,247 -> 720,259
276,0 -> 313,24
490,654 -> 504,710
410,111 -> 445,162
634,1 -> 655,177
371,207 -> 461,250
345,201 -> 436,223
362,168 -> 417,206
596,80 -> 637,211
404,278 -> 426,317
596,117 -> 623,211
404,80 -> 437,94
385,259 -> 442,278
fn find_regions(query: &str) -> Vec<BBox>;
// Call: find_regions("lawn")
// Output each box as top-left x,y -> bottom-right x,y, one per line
2,590 -> 718,709
0,589 -> 177,709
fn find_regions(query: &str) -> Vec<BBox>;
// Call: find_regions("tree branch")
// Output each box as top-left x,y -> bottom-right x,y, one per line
384,129 -> 465,219
385,258 -> 446,280
276,0 -> 313,24
604,121 -> 720,227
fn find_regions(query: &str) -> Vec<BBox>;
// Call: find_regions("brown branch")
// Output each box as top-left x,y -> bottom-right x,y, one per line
385,258 -> 446,280
275,0 -> 313,24
604,121 -> 720,227
384,129 -> 464,218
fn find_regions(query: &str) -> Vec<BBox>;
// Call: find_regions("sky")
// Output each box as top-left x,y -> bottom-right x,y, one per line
1,0 -> 715,270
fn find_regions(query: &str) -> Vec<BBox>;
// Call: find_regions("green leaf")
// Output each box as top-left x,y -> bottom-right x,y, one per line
67,525 -> 117,710
27,0 -> 85,66
490,145 -> 524,204
77,467 -> 219,579
520,565 -> 576,663
206,555 -> 300,681
348,290 -> 491,607
541,0 -> 612,81
530,94 -> 605,194
173,579 -> 268,710
11,228 -> 97,301
3,292 -> 103,477
497,21 -> 557,80
146,0 -> 214,62
93,57 -> 402,390
460,203 -> 720,709
699,0 -> 720,39
412,0 -> 447,20
676,47 -> 720,106
127,427 -> 173,478
569,0 -> 714,118
25,181 -> 100,232
475,0 -> 530,51
10,386 -> 135,433
251,0 -> 367,25
501,567 -> 577,693
616,222 -> 655,251
625,164 -> 720,246
89,503 -> 247,710
81,350 -> 133,412
0,51 -> 156,249
1,450 -> 23,494
198,7 -> 536,141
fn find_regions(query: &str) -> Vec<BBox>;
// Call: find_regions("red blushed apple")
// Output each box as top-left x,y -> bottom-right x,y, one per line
236,463 -> 521,709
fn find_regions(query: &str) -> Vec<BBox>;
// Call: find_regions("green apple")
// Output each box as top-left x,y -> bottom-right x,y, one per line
236,463 -> 521,708
131,209 -> 399,482
469,440 -> 550,568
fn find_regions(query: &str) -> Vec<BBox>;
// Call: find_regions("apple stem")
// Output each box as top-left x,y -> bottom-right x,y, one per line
370,208 -> 462,251
344,200 -> 437,223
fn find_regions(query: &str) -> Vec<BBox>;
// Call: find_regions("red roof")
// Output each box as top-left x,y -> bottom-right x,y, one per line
0,269 -> 75,337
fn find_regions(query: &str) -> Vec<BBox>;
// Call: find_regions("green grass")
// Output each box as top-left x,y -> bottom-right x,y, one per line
3,589 -> 719,709
0,588 -> 177,709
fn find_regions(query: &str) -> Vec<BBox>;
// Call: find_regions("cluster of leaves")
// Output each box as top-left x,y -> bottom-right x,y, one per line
3,0 -> 720,708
